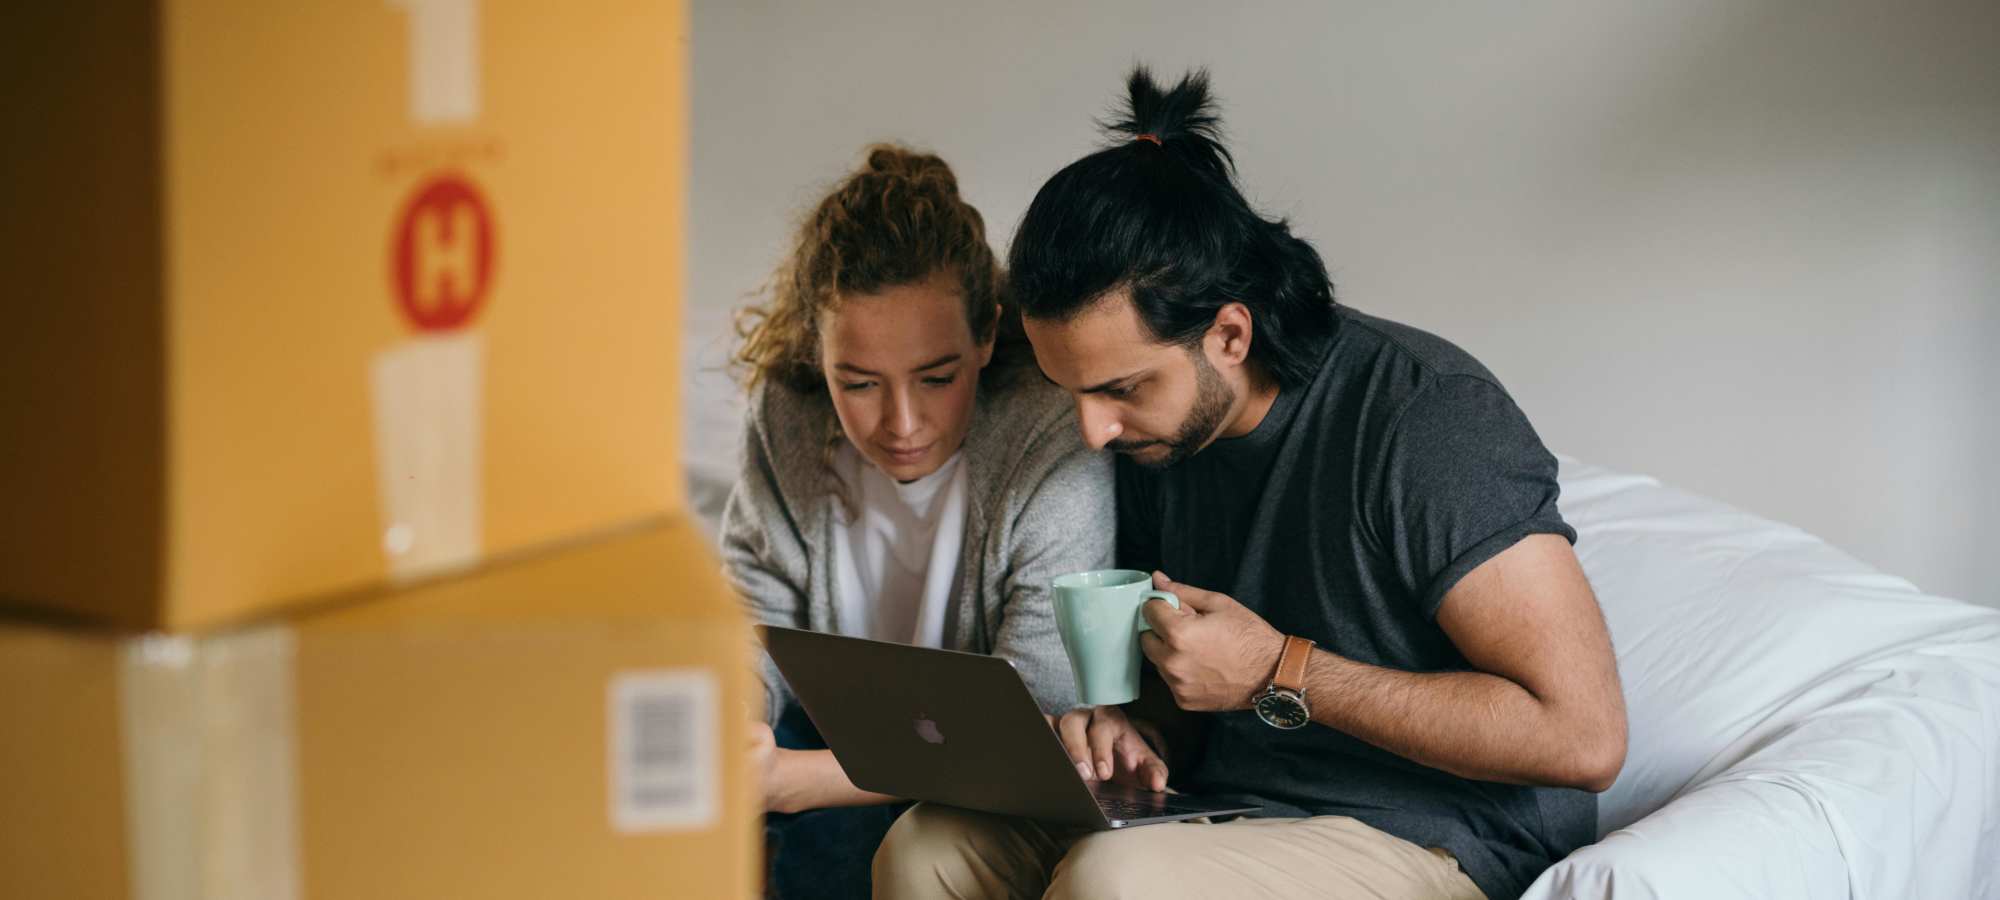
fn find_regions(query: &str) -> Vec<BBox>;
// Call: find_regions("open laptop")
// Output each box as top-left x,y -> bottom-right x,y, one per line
761,625 -> 1260,829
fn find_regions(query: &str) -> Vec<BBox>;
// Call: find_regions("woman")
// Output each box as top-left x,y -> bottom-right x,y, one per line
720,145 -> 1112,900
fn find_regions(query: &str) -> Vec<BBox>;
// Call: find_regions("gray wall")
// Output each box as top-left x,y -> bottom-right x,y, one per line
687,0 -> 2000,606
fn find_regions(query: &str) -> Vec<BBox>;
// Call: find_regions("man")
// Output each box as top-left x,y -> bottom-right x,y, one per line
871,68 -> 1627,900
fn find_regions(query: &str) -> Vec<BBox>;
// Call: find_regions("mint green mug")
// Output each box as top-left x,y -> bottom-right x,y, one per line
1051,569 -> 1181,706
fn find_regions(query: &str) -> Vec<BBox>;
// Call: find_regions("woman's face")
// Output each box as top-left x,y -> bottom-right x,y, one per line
819,271 -> 994,482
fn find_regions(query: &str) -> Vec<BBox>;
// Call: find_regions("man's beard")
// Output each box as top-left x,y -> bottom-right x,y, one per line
1108,350 -> 1235,469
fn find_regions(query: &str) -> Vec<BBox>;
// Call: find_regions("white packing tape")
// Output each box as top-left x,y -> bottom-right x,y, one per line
119,628 -> 301,900
371,333 -> 486,583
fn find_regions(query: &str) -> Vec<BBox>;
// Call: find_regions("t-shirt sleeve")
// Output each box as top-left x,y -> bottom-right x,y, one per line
1367,374 -> 1575,618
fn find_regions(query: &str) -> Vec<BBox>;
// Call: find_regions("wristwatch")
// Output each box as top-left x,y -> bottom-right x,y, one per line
1254,635 -> 1315,730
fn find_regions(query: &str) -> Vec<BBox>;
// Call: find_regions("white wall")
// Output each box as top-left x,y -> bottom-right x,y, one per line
687,0 -> 2000,606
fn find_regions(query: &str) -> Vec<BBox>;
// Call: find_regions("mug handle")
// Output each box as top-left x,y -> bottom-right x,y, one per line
1136,590 -> 1180,632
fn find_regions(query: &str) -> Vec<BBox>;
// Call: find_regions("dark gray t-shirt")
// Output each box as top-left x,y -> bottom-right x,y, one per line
1117,306 -> 1593,900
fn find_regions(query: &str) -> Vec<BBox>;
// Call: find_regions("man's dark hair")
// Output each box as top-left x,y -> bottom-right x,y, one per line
1009,66 -> 1338,387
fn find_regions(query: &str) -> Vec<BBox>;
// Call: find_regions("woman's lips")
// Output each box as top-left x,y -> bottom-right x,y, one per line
881,442 -> 933,463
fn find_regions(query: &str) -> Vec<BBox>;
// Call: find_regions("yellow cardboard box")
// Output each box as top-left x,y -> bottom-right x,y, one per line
0,1 -> 688,630
0,519 -> 756,900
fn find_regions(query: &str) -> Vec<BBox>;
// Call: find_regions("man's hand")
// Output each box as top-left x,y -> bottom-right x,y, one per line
1140,571 -> 1286,712
1049,706 -> 1169,792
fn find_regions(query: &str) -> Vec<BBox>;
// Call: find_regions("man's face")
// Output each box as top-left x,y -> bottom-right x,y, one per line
1024,293 -> 1236,469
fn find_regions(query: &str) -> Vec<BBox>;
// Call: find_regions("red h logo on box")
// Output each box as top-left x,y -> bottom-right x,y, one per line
391,173 -> 496,332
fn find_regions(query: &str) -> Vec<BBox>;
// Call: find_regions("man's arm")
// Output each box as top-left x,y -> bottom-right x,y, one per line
1295,534 -> 1626,791
1141,534 -> 1627,792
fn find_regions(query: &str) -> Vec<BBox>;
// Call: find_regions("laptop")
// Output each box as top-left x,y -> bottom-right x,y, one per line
760,625 -> 1260,829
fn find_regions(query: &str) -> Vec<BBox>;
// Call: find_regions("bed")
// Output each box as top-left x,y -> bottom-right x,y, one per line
1527,456 -> 2000,899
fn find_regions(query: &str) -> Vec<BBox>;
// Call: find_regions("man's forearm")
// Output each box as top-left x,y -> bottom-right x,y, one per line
1299,649 -> 1621,792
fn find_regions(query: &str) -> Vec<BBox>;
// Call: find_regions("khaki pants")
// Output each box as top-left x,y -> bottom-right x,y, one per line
872,803 -> 1486,900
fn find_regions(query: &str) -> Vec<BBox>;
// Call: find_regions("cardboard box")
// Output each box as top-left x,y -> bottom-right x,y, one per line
0,519 -> 757,900
0,1 -> 689,630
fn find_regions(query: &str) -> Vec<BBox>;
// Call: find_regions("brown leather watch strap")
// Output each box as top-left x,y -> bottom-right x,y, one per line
1272,635 -> 1316,693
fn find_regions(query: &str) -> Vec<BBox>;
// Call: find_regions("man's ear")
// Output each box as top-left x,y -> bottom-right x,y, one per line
1207,302 -> 1254,367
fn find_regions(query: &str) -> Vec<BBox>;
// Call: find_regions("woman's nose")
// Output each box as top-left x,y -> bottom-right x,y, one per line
885,386 -> 921,438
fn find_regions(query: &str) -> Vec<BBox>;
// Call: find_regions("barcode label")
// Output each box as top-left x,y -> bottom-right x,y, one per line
608,669 -> 718,833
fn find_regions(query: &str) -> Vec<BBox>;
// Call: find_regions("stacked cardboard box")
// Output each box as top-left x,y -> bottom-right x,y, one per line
0,2 -> 754,898
1,522 -> 757,900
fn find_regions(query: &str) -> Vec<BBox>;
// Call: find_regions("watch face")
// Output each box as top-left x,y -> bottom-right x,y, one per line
1255,689 -> 1310,730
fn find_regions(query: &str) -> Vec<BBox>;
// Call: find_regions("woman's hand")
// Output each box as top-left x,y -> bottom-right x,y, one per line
1049,706 -> 1169,791
751,720 -> 898,813
748,720 -> 789,812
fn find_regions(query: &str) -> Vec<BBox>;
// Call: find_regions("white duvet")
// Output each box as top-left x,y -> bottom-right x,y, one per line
1532,457 -> 2000,900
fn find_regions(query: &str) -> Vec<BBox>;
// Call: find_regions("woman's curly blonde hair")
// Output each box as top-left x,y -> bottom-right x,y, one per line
734,144 -> 1024,395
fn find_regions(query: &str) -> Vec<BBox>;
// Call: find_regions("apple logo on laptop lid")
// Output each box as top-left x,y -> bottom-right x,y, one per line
913,715 -> 945,745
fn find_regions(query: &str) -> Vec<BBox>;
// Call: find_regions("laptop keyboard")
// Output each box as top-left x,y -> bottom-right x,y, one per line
1093,791 -> 1215,820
